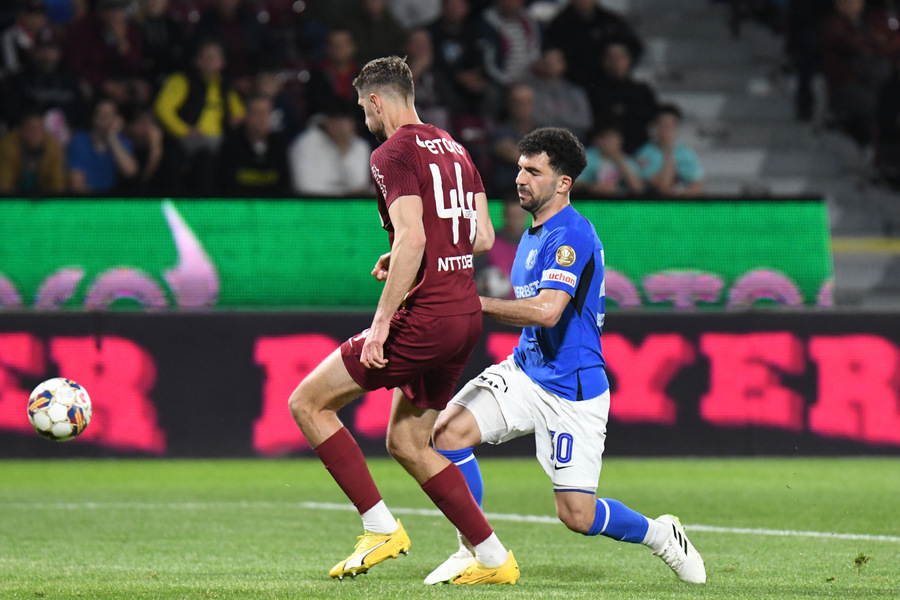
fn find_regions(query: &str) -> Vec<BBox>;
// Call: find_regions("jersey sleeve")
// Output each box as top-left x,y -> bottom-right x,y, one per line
537,225 -> 594,297
371,139 -> 421,208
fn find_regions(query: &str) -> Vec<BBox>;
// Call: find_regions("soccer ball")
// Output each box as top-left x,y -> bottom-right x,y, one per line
27,378 -> 92,442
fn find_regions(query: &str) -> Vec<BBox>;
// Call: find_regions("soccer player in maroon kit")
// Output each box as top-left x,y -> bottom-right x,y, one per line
287,56 -> 519,585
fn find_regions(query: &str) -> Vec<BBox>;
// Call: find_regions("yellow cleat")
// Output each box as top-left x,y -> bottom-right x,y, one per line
329,520 -> 411,580
451,550 -> 519,585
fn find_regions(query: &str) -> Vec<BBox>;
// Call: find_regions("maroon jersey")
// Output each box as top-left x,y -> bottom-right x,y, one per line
370,123 -> 485,316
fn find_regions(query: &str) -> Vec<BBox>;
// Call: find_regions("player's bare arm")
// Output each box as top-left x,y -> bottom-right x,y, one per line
480,288 -> 570,328
472,191 -> 495,256
361,194 -> 426,369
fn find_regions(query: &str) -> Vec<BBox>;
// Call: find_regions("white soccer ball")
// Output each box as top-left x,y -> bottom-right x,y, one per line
27,378 -> 92,442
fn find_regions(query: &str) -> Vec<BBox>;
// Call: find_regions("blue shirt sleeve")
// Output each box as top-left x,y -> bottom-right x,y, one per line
634,143 -> 663,179
675,145 -> 703,182
537,225 -> 594,297
65,133 -> 92,173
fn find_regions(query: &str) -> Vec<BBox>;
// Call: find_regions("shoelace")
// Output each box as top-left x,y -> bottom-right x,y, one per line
659,539 -> 686,570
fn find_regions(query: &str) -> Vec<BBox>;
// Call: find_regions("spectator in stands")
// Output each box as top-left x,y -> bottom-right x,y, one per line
121,106 -> 175,195
389,0 -> 441,29
785,0 -> 830,121
635,103 -> 704,197
288,99 -> 371,197
481,0 -> 542,88
44,0 -> 87,26
137,0 -> 188,90
0,111 -> 66,196
153,38 -> 246,195
488,81 -> 536,195
528,47 -> 593,140
253,66 -> 302,140
427,0 -> 494,119
544,0 -> 643,92
304,27 -> 361,122
64,0 -> 149,108
193,0 -> 281,98
405,28 -> 453,131
820,0 -> 894,146
66,97 -> 138,194
217,95 -> 290,197
0,0 -> 49,86
4,27 -> 86,142
875,60 -> 900,187
591,39 -> 658,154
474,192 -> 527,298
575,121 -> 644,196
346,0 -> 407,65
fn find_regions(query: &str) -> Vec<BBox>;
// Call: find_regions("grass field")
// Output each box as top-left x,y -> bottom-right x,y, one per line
1,457 -> 898,600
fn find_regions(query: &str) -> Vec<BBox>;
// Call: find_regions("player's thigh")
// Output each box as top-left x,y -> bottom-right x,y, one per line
535,390 -> 610,493
289,348 -> 365,414
446,357 -> 538,445
432,398 -> 485,450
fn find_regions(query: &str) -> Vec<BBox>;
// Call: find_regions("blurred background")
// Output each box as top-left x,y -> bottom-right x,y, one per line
1,0 -> 899,459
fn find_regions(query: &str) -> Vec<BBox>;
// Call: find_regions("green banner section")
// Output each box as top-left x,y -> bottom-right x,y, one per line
0,198 -> 832,311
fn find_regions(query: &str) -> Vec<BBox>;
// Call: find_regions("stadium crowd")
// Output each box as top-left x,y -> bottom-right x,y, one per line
0,0 -> 707,199
724,0 -> 900,189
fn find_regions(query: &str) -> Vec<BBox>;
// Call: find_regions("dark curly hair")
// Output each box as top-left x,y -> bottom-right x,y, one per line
518,127 -> 587,180
352,56 -> 415,101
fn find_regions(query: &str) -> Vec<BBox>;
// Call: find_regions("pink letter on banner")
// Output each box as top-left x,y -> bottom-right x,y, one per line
700,332 -> 806,431
0,334 -> 45,434
809,335 -> 900,446
604,334 -> 695,424
253,334 -> 338,455
51,336 -> 166,453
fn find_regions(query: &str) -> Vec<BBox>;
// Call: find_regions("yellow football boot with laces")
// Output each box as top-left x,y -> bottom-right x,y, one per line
450,550 -> 519,585
329,520 -> 411,579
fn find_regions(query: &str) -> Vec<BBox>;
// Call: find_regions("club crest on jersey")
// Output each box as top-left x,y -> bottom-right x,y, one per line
556,245 -> 576,267
526,249 -> 538,270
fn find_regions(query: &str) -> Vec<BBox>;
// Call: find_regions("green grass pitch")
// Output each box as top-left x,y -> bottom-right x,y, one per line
1,457 -> 898,599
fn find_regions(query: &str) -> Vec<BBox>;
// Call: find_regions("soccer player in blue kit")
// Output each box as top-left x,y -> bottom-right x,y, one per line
427,127 -> 707,585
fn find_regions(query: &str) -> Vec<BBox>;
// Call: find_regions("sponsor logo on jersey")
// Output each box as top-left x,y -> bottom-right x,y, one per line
416,134 -> 465,156
514,280 -> 540,298
437,253 -> 473,271
525,249 -> 538,270
371,164 -> 387,198
542,269 -> 577,288
556,245 -> 576,267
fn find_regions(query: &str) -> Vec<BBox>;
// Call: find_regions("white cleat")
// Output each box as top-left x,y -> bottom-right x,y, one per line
653,514 -> 706,584
424,546 -> 476,585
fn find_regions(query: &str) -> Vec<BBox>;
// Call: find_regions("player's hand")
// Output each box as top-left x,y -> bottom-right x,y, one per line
371,252 -> 391,282
360,323 -> 389,369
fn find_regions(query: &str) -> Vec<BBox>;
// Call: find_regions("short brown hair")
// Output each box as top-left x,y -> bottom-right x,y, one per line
352,56 -> 415,101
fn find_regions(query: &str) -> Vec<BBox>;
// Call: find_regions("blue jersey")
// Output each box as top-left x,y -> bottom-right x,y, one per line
510,204 -> 608,401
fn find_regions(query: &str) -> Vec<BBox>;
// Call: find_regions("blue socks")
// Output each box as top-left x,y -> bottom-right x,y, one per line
436,447 -> 649,545
436,447 -> 483,508
586,498 -> 650,543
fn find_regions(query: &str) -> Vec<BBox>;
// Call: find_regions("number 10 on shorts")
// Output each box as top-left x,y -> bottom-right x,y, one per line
549,430 -> 574,464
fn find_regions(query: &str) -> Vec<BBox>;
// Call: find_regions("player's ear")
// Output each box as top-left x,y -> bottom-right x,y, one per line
557,174 -> 573,194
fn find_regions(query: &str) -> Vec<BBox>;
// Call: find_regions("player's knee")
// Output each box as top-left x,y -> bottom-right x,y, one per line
556,501 -> 594,534
431,417 -> 462,451
432,408 -> 477,451
385,433 -> 417,467
287,386 -> 311,425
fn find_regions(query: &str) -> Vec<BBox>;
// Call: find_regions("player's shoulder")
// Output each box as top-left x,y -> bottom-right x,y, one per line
543,206 -> 600,247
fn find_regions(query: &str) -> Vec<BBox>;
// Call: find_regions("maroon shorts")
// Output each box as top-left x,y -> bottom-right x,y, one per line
341,308 -> 482,410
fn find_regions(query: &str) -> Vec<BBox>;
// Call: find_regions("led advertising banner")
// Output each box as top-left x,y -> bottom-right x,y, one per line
0,198 -> 832,311
1,311 -> 897,458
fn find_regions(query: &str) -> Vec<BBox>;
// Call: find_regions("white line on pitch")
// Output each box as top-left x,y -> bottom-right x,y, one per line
3,500 -> 898,543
